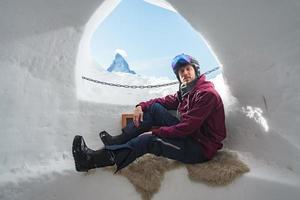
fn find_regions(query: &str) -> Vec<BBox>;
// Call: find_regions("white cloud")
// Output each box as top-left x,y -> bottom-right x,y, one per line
115,48 -> 128,58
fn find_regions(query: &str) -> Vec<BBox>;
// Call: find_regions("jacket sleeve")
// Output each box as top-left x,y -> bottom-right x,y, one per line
152,91 -> 217,137
137,92 -> 180,112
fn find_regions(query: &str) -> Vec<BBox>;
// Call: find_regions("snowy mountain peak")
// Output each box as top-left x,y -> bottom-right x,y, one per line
107,53 -> 136,74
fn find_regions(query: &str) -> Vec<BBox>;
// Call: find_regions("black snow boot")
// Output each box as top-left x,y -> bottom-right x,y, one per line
72,135 -> 115,172
99,131 -> 126,146
99,119 -> 152,146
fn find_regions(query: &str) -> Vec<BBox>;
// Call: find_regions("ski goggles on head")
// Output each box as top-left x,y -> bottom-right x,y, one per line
171,54 -> 193,70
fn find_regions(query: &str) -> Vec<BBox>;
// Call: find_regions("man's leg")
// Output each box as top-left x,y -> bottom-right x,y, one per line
72,135 -> 115,172
72,103 -> 180,172
100,103 -> 180,145
73,135 -> 139,173
104,134 -> 208,172
73,133 -> 208,172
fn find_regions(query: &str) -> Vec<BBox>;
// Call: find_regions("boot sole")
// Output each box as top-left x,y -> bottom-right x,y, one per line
72,135 -> 88,172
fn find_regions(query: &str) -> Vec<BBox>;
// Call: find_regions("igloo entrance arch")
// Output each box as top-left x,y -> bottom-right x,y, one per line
76,0 -> 225,105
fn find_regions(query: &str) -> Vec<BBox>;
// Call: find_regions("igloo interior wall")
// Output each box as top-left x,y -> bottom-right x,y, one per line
0,0 -> 300,199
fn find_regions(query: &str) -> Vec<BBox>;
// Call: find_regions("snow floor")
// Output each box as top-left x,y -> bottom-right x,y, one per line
1,151 -> 299,200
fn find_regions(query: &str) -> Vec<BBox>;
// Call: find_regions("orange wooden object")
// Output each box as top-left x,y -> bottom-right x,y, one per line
121,113 -> 134,128
121,113 -> 160,131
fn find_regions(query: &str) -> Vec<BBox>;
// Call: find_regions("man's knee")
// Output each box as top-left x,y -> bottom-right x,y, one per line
149,103 -> 165,113
149,103 -> 162,111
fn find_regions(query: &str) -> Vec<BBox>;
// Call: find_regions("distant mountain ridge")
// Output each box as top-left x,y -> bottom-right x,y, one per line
107,53 -> 136,74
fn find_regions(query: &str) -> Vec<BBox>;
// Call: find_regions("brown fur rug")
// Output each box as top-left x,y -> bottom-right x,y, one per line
104,150 -> 249,200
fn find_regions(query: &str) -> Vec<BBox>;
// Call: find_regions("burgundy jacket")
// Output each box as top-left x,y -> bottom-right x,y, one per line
138,75 -> 226,159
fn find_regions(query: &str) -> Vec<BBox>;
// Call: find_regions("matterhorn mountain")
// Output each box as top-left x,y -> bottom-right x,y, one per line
107,53 -> 136,74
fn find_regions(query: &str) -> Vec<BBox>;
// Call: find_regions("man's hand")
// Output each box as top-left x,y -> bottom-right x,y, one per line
133,105 -> 143,127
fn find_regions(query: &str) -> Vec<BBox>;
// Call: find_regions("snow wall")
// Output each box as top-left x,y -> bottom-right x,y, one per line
0,0 -> 300,199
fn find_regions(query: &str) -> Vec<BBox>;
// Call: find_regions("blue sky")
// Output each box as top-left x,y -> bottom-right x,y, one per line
91,0 -> 220,79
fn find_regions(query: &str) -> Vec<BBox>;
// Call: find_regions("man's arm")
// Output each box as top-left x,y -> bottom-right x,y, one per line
152,91 -> 217,137
133,92 -> 179,127
137,92 -> 180,112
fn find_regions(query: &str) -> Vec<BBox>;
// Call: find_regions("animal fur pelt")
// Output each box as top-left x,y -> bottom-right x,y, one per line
104,150 -> 249,200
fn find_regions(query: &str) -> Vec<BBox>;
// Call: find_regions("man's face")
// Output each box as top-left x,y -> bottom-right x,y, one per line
178,64 -> 196,83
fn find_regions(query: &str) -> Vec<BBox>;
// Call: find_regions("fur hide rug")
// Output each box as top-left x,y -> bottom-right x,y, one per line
104,150 -> 249,200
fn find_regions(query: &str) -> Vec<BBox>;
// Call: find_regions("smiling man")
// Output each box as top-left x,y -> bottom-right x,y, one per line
72,54 -> 227,173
